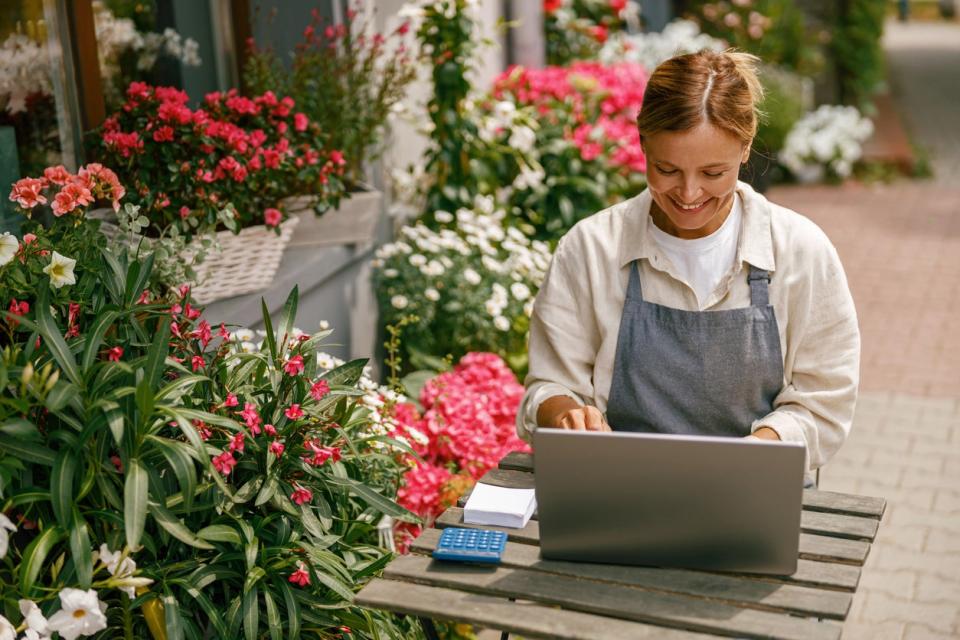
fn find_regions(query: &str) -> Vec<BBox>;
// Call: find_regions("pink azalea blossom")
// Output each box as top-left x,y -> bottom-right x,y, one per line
285,404 -> 304,420
310,379 -> 330,402
288,563 -> 310,587
212,451 -> 236,475
283,355 -> 305,376
290,484 -> 313,505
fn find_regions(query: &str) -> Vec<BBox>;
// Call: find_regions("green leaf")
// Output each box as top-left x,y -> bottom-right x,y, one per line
100,249 -> 126,303
35,289 -> 81,386
263,589 -> 282,640
254,475 -> 279,507
126,251 -> 155,307
260,298 -> 278,362
2,437 -> 55,465
196,525 -> 242,545
325,476 -> 418,521
19,526 -> 65,597
104,406 -> 125,447
148,437 -> 197,512
135,376 -> 155,423
155,374 -> 209,401
320,359 -> 368,387
310,565 -> 355,602
124,458 -> 149,549
276,286 -> 299,350
276,580 -> 301,640
81,310 -> 120,371
144,316 -> 171,388
163,590 -> 185,640
242,586 -> 259,640
45,380 -> 78,413
300,504 -> 326,538
148,501 -> 215,550
69,514 -> 93,588
50,448 -> 78,527
175,578 -> 229,638
0,418 -> 40,440
354,552 -> 393,580
244,566 -> 266,593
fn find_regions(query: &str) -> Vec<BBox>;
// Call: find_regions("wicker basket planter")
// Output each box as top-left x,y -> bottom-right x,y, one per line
188,216 -> 299,304
283,188 -> 383,248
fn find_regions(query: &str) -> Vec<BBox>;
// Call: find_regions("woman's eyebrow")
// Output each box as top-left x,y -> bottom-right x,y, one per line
655,161 -> 732,169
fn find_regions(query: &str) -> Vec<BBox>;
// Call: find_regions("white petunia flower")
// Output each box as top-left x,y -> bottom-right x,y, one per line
391,295 -> 409,309
0,513 -> 15,559
20,599 -> 51,640
0,614 -> 14,640
0,232 -> 17,267
46,588 -> 108,640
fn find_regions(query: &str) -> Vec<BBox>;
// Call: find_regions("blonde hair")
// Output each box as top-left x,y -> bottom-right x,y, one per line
637,49 -> 764,146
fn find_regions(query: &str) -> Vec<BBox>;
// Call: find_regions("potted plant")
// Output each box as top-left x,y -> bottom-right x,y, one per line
91,82 -> 346,303
243,5 -> 417,247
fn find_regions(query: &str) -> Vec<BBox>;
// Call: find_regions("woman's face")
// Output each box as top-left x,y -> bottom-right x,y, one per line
642,121 -> 750,239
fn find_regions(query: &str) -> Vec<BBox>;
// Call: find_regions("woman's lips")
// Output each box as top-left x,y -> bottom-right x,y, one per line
670,196 -> 713,215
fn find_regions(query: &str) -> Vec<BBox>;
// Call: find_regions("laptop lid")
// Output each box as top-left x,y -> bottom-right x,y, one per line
532,429 -> 805,575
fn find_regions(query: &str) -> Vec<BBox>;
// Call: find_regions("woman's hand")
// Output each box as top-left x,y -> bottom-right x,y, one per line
745,426 -> 781,441
537,395 -> 611,431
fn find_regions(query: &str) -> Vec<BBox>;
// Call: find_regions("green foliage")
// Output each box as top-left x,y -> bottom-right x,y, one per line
243,8 -> 417,189
544,0 -> 635,66
832,0 -> 886,110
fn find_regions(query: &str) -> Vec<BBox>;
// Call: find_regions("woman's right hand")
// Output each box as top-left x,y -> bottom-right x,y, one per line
537,395 -> 611,431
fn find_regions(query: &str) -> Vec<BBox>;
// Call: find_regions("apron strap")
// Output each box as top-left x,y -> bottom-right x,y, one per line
747,265 -> 772,307
628,260 -> 645,303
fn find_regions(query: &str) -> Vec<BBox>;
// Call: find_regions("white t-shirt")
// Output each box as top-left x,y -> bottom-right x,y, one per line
649,193 -> 743,308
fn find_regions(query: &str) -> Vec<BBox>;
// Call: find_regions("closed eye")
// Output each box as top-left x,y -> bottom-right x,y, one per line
704,171 -> 726,178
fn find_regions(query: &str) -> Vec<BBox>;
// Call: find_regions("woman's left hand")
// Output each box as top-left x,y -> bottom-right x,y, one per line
745,426 -> 781,441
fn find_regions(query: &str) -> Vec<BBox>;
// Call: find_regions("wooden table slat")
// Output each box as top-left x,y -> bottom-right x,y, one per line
410,529 -> 853,620
356,578 -> 721,640
383,554 -> 843,640
496,452 -> 886,519
438,507 -> 871,566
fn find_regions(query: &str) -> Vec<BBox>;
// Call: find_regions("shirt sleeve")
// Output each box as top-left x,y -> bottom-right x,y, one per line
516,233 -> 602,441
751,239 -> 861,475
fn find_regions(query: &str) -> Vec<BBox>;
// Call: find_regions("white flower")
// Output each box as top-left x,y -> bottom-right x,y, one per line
98,544 -> 138,599
0,613 -> 13,640
0,513 -> 15,559
464,269 -> 482,285
509,126 -> 537,154
318,320 -> 330,330
409,254 -> 427,267
239,341 -> 257,353
425,288 -> 440,301
434,210 -> 454,224
42,251 -> 77,289
493,316 -> 511,332
20,599 -> 50,640
317,352 -> 336,370
0,233 -> 17,267
231,328 -> 255,342
46,589 -> 108,640
391,295 -> 409,309
383,268 -> 399,278
510,282 -> 531,301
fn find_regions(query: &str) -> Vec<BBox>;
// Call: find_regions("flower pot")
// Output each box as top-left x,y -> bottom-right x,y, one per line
188,216 -> 299,304
283,188 -> 383,248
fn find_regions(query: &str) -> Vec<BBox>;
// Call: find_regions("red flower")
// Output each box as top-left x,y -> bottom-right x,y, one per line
6,298 -> 29,326
224,393 -> 239,408
51,181 -> 94,216
264,424 -> 277,436
192,419 -> 212,441
310,379 -> 330,402
191,355 -> 205,371
288,564 -> 310,587
191,320 -> 213,348
241,402 -> 262,433
212,451 -> 237,475
591,25 -> 608,43
229,432 -> 245,452
290,485 -> 313,505
610,0 -> 627,12
183,303 -> 201,320
9,177 -> 48,209
283,355 -> 305,376
264,207 -> 282,228
107,346 -> 123,362
137,289 -> 151,304
152,126 -> 175,142
43,165 -> 71,185
285,404 -> 304,420
294,113 -> 309,132
269,440 -> 285,456
218,323 -> 230,339
329,150 -> 345,166
544,0 -> 562,13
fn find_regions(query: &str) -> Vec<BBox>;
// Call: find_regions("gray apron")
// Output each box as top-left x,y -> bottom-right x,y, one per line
606,261 -> 784,437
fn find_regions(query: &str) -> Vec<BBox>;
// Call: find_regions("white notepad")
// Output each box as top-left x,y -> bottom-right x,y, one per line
463,482 -> 537,529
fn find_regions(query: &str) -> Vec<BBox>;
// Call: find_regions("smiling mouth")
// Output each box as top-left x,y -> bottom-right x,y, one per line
670,196 -> 712,213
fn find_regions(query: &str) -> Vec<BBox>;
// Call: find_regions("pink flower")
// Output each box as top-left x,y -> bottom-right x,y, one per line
223,393 -> 239,408
329,150 -> 345,166
229,432 -> 245,452
268,440 -> 285,456
303,440 -> 341,467
43,165 -> 71,185
137,289 -> 151,304
191,320 -> 212,347
183,303 -> 201,320
107,346 -> 123,362
264,424 -> 277,436
218,323 -> 230,339
152,126 -> 175,142
50,180 -> 94,216
285,404 -> 304,420
9,178 -> 47,209
591,25 -> 608,43
192,419 -> 212,441
191,355 -> 205,371
283,355 -> 305,376
290,484 -> 313,505
179,206 -> 191,219
288,563 -> 310,587
212,451 -> 237,475
293,113 -> 309,131
6,299 -> 29,326
22,233 -> 37,245
264,207 -> 282,227
310,379 -> 330,402
240,402 -> 262,433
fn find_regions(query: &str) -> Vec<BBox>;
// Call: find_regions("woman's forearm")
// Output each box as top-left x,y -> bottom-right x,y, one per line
536,395 -> 582,427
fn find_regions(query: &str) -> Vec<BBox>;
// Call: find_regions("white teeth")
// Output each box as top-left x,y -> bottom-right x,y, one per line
674,199 -> 707,210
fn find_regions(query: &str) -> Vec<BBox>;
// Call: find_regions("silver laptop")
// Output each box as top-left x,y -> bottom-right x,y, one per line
533,429 -> 805,575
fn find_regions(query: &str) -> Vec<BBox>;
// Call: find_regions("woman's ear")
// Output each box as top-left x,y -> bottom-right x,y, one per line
741,145 -> 752,164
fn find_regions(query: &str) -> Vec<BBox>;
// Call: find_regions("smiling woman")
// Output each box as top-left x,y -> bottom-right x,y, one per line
519,49 -> 861,487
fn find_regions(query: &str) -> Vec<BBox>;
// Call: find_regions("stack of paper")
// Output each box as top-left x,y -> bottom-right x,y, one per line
463,482 -> 537,529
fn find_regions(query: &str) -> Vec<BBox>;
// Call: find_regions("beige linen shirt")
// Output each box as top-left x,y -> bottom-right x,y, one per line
517,181 -> 860,475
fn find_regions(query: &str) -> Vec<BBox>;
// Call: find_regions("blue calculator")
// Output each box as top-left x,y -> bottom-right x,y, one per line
432,527 -> 507,564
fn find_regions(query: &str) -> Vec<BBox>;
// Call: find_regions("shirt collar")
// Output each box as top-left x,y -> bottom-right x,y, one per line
618,180 -> 776,272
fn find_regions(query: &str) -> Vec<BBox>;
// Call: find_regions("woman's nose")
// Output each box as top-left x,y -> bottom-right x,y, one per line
678,180 -> 703,203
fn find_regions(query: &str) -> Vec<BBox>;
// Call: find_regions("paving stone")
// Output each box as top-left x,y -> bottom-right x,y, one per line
932,490 -> 960,514
873,547 -> 960,582
902,623 -> 960,640
924,528 -> 960,555
914,574 -> 960,607
886,506 -> 960,535
862,592 -> 958,634
840,620 -> 905,640
859,568 -> 918,599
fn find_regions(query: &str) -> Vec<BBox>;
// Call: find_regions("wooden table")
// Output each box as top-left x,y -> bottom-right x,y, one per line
356,452 -> 886,640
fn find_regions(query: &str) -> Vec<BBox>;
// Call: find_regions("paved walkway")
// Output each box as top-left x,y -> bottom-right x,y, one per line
765,19 -> 960,639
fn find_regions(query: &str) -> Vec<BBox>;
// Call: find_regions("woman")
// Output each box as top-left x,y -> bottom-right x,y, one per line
516,50 -> 860,485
